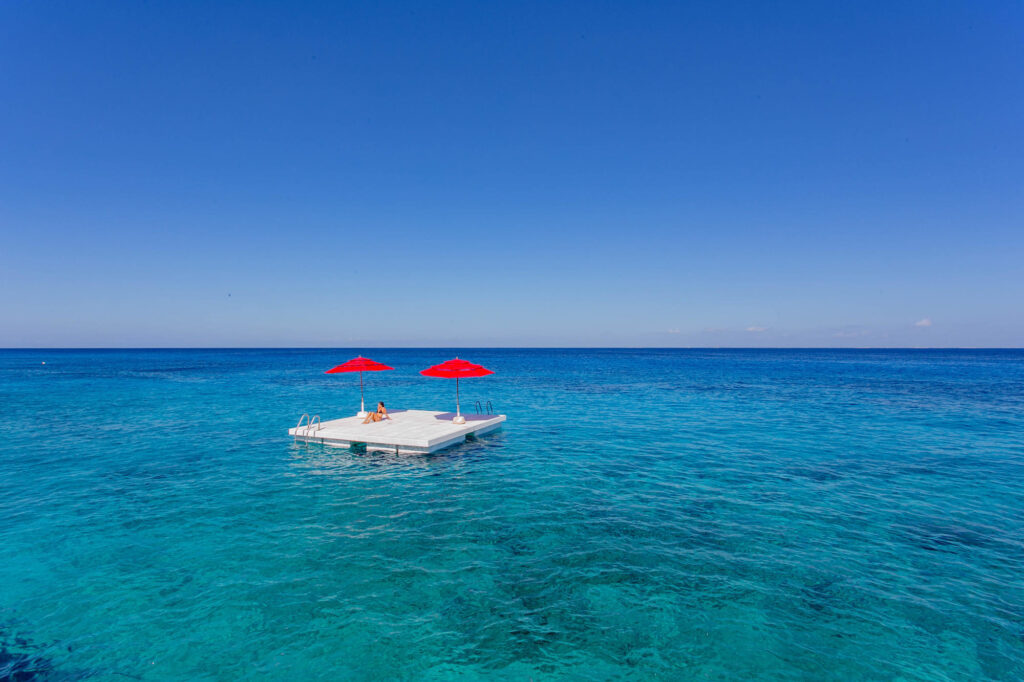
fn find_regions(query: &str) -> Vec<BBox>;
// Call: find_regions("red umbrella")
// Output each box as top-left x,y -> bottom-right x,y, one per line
420,358 -> 494,423
326,356 -> 394,417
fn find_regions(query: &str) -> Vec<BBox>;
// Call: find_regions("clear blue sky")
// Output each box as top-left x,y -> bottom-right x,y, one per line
1,1 -> 1021,347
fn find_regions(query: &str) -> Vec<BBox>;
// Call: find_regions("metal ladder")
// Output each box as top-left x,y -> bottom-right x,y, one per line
294,413 -> 322,439
473,401 -> 494,415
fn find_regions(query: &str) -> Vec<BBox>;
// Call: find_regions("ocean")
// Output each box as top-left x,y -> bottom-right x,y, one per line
1,349 -> 1022,680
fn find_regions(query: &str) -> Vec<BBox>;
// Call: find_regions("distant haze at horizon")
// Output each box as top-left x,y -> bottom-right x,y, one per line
1,2 -> 1021,349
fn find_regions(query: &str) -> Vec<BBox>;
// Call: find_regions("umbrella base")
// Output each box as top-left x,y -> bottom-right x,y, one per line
452,415 -> 466,425
357,411 -> 369,418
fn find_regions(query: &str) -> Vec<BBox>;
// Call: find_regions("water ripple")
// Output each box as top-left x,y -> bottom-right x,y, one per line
1,349 -> 1023,679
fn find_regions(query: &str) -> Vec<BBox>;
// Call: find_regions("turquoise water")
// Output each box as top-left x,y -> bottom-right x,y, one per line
1,349 -> 1023,680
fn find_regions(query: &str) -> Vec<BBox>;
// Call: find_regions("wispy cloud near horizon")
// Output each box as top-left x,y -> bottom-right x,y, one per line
833,329 -> 870,338
915,318 -> 933,327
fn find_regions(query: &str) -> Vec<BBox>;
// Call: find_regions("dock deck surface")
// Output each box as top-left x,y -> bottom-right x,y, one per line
289,409 -> 505,454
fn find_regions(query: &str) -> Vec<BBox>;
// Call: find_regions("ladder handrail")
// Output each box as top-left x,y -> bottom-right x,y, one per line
295,414 -> 309,440
471,401 -> 495,415
295,414 -> 323,439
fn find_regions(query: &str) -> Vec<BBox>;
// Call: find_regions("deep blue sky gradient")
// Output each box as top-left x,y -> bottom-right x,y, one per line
1,1 -> 1021,347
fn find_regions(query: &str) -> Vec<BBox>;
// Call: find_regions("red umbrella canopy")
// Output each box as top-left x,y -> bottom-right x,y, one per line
420,358 -> 493,378
326,357 -> 394,373
325,357 -> 394,415
420,358 -> 493,422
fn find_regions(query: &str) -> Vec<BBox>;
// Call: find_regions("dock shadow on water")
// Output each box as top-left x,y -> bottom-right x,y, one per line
287,435 -> 502,478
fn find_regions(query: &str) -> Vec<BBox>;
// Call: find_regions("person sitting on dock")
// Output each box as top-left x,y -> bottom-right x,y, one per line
362,401 -> 389,424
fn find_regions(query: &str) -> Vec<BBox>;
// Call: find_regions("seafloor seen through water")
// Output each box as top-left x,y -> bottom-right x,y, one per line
1,349 -> 1022,680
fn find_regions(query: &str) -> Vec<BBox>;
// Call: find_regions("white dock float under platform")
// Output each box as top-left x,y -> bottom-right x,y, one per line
290,409 -> 506,454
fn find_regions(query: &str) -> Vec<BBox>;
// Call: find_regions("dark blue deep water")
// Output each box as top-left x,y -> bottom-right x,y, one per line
1,349 -> 1023,680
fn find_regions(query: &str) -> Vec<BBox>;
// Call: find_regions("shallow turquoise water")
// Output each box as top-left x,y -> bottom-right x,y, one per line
1,349 -> 1023,680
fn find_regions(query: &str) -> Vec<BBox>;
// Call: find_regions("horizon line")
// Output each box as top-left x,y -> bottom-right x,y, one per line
2,346 -> 1022,351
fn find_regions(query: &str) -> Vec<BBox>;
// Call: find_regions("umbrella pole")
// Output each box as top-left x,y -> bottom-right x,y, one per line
358,371 -> 366,417
454,377 -> 465,424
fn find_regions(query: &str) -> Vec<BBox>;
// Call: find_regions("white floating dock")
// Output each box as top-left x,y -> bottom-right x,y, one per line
289,409 -> 506,454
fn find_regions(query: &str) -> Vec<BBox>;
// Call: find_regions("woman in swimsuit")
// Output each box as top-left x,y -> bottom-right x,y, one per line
362,401 -> 388,423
